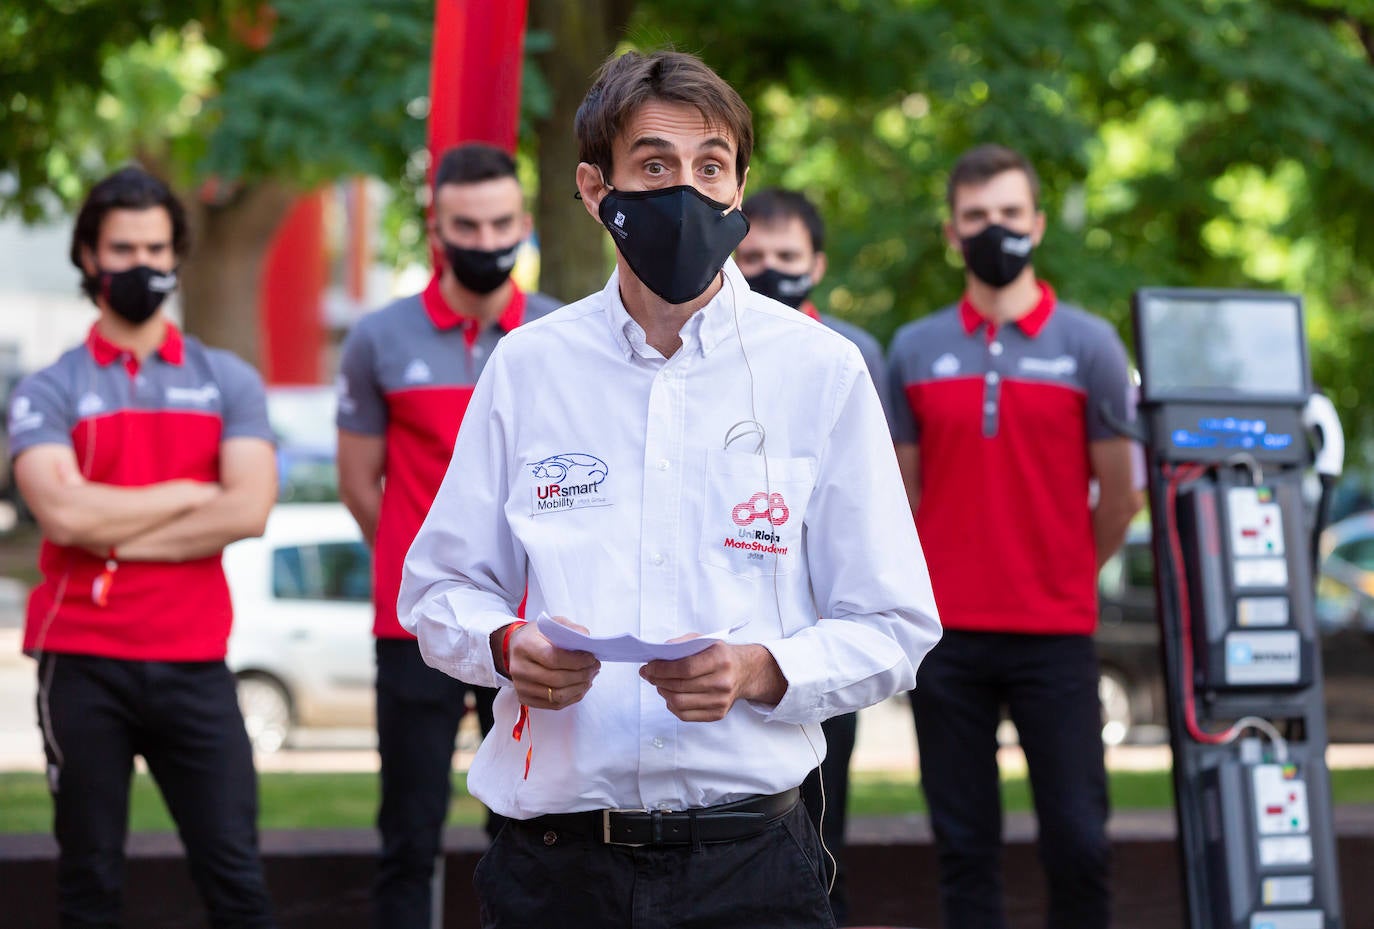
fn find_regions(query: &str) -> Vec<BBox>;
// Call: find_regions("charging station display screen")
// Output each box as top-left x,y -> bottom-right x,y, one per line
1138,292 -> 1308,402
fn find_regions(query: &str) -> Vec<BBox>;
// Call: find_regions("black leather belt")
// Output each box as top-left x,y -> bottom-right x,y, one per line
518,787 -> 800,847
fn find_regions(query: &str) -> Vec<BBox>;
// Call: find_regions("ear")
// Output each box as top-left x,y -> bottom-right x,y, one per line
732,165 -> 750,210
811,250 -> 828,287
425,218 -> 443,255
80,244 -> 98,278
519,210 -> 534,240
575,163 -> 610,222
1030,208 -> 1047,247
943,220 -> 963,256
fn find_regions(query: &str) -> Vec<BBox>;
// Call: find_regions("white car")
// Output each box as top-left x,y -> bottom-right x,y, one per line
225,503 -> 375,752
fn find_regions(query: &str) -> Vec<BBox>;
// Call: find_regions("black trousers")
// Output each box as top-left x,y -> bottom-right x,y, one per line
474,799 -> 835,929
911,631 -> 1111,929
799,711 -> 857,925
373,637 -> 501,929
36,653 -> 275,929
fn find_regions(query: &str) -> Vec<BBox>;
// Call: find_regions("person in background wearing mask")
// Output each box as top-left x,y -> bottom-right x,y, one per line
400,50 -> 941,929
8,166 -> 279,928
736,186 -> 892,926
888,144 -> 1142,929
335,143 -> 559,929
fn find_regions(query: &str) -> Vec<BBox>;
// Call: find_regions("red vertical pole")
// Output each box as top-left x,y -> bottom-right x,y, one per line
258,192 -> 326,384
427,0 -> 529,266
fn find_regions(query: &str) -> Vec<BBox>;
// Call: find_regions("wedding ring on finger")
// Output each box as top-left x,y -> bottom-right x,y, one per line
547,686 -> 555,705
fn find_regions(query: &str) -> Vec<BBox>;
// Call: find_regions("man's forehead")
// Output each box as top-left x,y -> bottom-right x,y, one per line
741,216 -> 811,250
952,169 -> 1035,211
434,176 -> 523,217
619,101 -> 736,155
99,207 -> 173,242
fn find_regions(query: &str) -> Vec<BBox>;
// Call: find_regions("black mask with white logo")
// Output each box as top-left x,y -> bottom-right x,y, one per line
598,185 -> 749,305
88,265 -> 177,325
961,224 -> 1034,289
442,240 -> 520,295
745,267 -> 814,309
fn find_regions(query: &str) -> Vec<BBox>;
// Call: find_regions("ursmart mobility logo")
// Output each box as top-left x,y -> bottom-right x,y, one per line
723,492 -> 792,557
529,453 -> 611,515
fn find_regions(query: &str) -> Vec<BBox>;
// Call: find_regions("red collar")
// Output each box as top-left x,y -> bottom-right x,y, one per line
86,321 -> 185,376
959,281 -> 1056,341
799,300 -> 822,322
421,274 -> 526,347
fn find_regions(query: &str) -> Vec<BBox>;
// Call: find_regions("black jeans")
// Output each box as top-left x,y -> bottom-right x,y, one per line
474,799 -> 835,929
800,711 -> 857,925
373,637 -> 501,929
36,653 -> 275,929
911,631 -> 1111,929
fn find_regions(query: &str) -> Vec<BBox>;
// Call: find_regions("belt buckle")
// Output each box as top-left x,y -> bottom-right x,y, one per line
602,807 -> 650,846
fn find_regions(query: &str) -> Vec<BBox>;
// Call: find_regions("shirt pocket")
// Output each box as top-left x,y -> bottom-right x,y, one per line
698,448 -> 816,578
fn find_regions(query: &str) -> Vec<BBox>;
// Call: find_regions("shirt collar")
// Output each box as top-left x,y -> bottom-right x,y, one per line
601,259 -> 745,362
86,321 -> 185,371
420,273 -> 526,338
959,280 -> 1057,341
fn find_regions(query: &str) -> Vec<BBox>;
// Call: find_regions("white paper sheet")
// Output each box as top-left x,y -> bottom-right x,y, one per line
534,612 -> 746,662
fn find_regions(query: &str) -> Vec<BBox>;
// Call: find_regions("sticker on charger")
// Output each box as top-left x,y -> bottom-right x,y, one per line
1258,835 -> 1313,866
1262,875 -> 1314,906
1226,631 -> 1301,685
1237,596 -> 1290,627
1233,557 -> 1289,589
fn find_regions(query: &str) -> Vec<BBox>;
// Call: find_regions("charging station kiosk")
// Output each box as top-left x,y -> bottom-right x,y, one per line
1132,288 -> 1344,929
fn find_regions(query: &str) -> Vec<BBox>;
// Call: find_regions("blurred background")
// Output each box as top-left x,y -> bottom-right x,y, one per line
2,0 -> 1374,766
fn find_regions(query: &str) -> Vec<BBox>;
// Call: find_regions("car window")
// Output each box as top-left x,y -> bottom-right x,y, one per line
1125,544 -> 1156,591
1331,537 -> 1374,572
272,542 -> 372,602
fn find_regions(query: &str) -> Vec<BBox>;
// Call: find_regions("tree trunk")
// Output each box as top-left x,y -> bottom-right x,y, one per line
529,0 -> 636,304
179,181 -> 297,368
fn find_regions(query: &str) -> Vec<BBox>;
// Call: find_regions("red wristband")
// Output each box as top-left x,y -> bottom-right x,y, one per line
501,620 -> 528,677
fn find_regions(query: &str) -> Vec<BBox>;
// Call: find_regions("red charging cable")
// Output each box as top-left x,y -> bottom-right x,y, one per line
1162,462 -> 1241,746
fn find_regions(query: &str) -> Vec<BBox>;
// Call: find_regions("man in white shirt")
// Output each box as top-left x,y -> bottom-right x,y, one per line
401,49 -> 941,929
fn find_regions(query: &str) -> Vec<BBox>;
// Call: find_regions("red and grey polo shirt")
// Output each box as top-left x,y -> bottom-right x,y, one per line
8,323 -> 274,661
336,276 -> 559,638
887,282 -> 1133,635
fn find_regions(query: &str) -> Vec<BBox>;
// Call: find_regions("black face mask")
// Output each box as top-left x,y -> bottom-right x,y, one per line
745,267 -> 814,309
88,265 -> 177,325
961,224 -> 1035,289
598,185 -> 749,305
442,240 -> 520,295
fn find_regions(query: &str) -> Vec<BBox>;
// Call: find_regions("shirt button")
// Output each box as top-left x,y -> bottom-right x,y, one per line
984,402 -> 996,413
651,737 -> 665,749
986,372 -> 1000,384
656,459 -> 670,471
989,342 -> 1004,356
657,801 -> 672,812
651,553 -> 665,566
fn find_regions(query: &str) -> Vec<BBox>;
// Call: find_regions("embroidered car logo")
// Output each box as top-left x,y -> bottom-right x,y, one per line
731,492 -> 790,527
77,392 -> 105,416
529,453 -> 611,514
932,352 -> 961,377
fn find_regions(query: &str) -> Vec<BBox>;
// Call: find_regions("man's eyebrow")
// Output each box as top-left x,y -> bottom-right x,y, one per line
699,136 -> 734,155
628,136 -> 676,156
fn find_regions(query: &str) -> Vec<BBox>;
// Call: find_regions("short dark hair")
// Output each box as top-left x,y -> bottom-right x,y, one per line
433,143 -> 519,190
946,144 -> 1041,212
575,50 -> 753,185
741,188 -> 826,253
70,166 -> 190,299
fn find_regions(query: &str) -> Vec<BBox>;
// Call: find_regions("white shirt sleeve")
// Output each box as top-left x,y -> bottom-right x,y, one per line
756,351 -> 943,724
398,352 -> 525,688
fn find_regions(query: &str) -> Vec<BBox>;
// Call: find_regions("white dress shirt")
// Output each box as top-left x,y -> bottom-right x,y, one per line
400,259 -> 941,818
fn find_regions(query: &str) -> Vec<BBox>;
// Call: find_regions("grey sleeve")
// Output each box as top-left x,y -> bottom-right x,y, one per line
8,368 -> 74,457
1083,322 -> 1134,442
211,352 -> 276,443
886,337 -> 920,444
851,329 -> 895,429
335,323 -> 386,436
